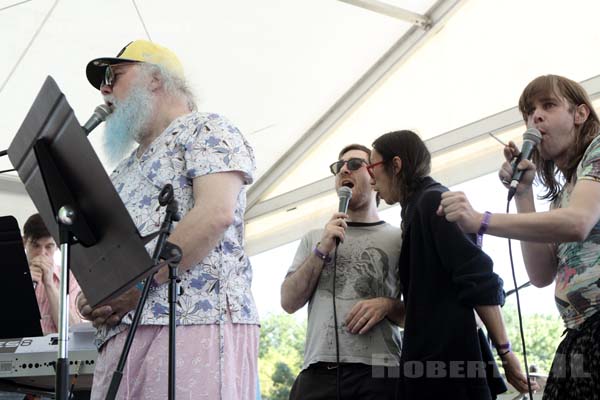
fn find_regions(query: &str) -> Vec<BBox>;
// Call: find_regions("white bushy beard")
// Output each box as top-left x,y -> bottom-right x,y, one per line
103,84 -> 155,165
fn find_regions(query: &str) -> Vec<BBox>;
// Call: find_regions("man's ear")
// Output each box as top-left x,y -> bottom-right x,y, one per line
575,103 -> 590,125
149,71 -> 162,92
392,156 -> 402,174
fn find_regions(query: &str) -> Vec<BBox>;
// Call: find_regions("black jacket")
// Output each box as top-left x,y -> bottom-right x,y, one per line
398,177 -> 505,400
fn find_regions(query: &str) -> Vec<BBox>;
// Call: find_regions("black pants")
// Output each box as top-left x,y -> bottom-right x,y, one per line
288,362 -> 397,400
543,311 -> 600,400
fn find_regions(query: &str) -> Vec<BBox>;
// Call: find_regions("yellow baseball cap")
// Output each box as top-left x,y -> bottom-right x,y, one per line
86,40 -> 184,90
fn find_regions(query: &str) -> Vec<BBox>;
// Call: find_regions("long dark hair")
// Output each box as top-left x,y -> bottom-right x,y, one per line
372,130 -> 431,208
518,75 -> 600,201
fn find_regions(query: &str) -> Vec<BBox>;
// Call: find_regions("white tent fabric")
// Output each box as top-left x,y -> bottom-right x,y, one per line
2,0 -> 600,255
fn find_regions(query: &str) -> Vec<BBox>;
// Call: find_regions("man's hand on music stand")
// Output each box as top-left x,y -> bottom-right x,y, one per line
77,288 -> 141,328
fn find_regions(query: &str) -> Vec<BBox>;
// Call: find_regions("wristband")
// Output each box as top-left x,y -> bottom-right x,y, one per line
476,211 -> 492,247
313,242 -> 332,263
495,341 -> 511,356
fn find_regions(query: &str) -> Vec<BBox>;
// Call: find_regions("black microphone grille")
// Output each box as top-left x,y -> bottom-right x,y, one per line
523,127 -> 542,145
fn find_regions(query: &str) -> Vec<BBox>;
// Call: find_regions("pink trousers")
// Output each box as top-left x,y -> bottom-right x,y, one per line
90,323 -> 259,400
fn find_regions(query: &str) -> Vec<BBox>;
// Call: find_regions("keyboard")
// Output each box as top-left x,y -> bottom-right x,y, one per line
0,326 -> 97,392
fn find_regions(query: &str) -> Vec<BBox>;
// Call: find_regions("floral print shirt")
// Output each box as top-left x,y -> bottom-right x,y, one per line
96,112 -> 259,348
555,134 -> 600,329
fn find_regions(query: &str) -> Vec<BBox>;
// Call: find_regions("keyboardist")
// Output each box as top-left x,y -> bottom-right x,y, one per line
22,214 -> 82,334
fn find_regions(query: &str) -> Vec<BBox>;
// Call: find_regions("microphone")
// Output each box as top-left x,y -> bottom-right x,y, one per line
82,104 -> 112,135
337,186 -> 352,214
335,186 -> 352,246
0,104 -> 113,158
507,128 -> 542,201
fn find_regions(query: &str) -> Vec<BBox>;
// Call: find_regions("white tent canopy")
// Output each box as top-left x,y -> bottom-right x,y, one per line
2,0 -> 600,255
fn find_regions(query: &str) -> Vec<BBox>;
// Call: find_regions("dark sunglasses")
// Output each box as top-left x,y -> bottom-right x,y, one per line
329,158 -> 368,176
102,62 -> 139,87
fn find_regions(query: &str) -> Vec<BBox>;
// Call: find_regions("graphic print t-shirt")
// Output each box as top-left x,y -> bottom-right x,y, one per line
287,221 -> 403,369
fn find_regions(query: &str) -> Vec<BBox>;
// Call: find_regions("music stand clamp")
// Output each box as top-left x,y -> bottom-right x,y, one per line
106,184 -> 182,400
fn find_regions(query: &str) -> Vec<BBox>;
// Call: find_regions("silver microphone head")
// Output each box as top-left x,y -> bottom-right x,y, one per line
523,127 -> 542,145
82,104 -> 113,135
337,186 -> 353,214
337,186 -> 353,200
94,104 -> 112,121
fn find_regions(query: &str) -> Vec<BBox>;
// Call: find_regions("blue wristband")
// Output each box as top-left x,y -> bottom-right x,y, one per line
495,341 -> 511,356
476,211 -> 492,247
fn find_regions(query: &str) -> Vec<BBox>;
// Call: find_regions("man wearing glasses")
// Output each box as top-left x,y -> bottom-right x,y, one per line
75,40 -> 259,399
281,144 -> 404,400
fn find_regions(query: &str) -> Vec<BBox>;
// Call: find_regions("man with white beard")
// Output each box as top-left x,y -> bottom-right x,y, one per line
75,40 -> 260,400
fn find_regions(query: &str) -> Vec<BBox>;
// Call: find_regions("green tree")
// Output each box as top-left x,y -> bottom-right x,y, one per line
271,362 -> 296,400
259,313 -> 306,400
498,302 -> 563,374
256,305 -> 564,398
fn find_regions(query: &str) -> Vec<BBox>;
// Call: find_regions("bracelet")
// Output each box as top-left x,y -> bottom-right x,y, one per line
476,211 -> 492,247
313,242 -> 332,263
495,341 -> 511,356
498,349 -> 511,357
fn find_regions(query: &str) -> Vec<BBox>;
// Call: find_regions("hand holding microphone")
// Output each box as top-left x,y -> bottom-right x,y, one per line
500,128 -> 542,201
335,186 -> 352,246
437,128 -> 542,232
319,187 -> 352,254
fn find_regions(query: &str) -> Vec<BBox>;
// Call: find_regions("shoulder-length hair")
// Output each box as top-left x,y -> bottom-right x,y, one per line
372,130 -> 431,208
518,75 -> 600,201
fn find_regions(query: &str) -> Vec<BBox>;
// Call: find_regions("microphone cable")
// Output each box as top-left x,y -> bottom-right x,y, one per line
505,199 -> 534,399
0,149 -> 15,174
332,243 -> 342,400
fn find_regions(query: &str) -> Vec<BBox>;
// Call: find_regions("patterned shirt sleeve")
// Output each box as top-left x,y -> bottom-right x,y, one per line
182,113 -> 255,184
578,135 -> 600,182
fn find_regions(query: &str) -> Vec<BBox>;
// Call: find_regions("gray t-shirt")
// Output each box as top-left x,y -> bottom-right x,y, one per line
288,221 -> 403,369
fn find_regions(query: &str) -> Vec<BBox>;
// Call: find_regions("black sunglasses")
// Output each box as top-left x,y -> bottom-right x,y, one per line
329,158 -> 368,176
102,62 -> 139,87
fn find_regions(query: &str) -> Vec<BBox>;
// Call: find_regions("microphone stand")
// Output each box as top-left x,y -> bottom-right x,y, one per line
56,206 -> 75,400
105,184 -> 182,400
505,281 -> 531,298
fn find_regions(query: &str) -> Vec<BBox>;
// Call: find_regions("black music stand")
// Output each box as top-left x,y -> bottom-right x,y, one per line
0,216 -> 43,340
6,76 -> 158,400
